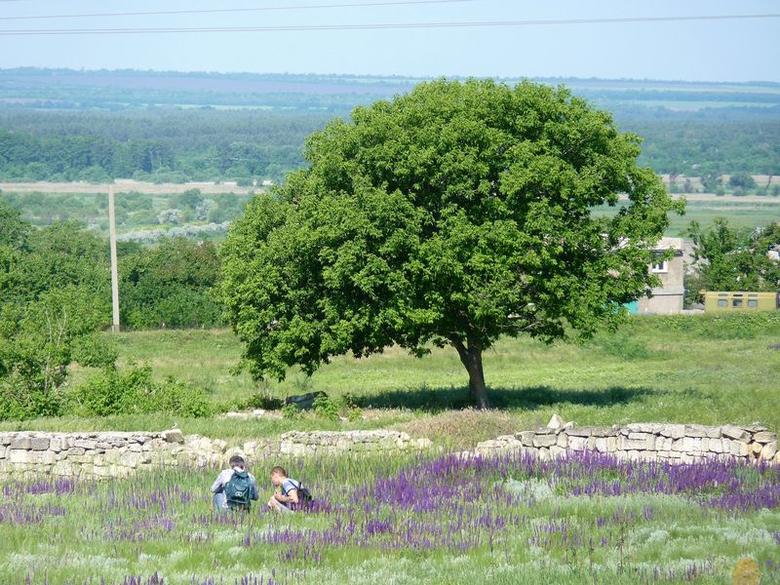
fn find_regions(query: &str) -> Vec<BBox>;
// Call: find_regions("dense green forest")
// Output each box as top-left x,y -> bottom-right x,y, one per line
0,69 -> 779,184
2,107 -> 778,183
0,109 -> 326,183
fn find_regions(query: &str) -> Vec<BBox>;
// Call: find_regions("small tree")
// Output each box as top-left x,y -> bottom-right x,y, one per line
728,173 -> 757,192
220,80 -> 680,407
700,172 -> 722,193
688,219 -> 780,293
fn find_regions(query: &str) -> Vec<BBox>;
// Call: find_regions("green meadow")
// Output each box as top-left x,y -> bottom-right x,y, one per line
3,313 -> 778,450
593,197 -> 780,236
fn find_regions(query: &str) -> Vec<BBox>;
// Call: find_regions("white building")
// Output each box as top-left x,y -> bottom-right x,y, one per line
637,237 -> 686,315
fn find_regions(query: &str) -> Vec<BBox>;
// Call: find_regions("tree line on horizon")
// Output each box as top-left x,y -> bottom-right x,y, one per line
0,106 -> 778,187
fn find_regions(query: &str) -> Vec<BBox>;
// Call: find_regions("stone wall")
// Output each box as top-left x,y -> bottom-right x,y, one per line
279,430 -> 431,456
4,421 -> 773,480
475,418 -> 779,465
0,429 -> 198,478
0,429 -> 431,479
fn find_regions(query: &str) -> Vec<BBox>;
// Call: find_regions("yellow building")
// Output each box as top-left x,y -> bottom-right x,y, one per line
704,291 -> 778,313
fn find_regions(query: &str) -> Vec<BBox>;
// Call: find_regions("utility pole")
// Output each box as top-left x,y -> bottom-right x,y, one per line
108,185 -> 121,333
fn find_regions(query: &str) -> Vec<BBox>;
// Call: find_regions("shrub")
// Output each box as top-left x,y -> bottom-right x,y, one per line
70,335 -> 119,369
120,238 -> 224,329
0,372 -> 64,421
313,394 -> 340,421
281,403 -> 302,420
728,173 -> 757,191
0,286 -> 111,421
68,365 -> 210,417
234,391 -> 282,411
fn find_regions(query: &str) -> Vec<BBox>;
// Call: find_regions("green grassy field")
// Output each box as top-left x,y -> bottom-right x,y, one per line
3,313 -> 779,449
665,199 -> 780,234
593,198 -> 780,236
2,314 -> 780,585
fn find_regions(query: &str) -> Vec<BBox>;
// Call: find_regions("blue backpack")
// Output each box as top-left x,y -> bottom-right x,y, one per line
224,470 -> 253,510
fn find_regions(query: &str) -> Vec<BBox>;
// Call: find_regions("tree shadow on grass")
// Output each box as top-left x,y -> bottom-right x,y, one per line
353,385 -> 652,413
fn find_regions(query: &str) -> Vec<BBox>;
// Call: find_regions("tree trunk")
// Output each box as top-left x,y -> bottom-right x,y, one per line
454,340 -> 489,409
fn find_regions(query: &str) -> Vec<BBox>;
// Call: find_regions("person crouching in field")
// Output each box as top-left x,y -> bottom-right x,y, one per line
211,454 -> 259,512
267,466 -> 312,513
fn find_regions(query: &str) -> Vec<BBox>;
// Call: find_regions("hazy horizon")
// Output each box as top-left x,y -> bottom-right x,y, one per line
1,0 -> 778,82
4,66 -> 779,86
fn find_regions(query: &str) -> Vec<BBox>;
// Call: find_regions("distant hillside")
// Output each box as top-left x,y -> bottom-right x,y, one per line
2,68 -> 780,113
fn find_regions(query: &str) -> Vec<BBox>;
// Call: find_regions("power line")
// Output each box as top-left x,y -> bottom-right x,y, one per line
1,13 -> 778,35
0,0 -> 476,21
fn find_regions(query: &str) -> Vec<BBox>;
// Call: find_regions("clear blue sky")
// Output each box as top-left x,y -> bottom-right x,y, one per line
1,0 -> 778,81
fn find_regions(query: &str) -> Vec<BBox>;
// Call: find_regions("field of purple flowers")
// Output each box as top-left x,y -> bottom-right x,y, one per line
1,452 -> 779,585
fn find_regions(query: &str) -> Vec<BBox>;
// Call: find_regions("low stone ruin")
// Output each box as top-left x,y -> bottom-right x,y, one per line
0,429 -> 240,479
279,430 -> 431,456
0,428 -> 431,479
474,416 -> 778,465
2,418 -> 775,480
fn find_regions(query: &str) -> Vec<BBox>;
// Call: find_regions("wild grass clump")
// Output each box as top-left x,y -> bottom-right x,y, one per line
588,331 -> 656,361
397,409 -> 521,449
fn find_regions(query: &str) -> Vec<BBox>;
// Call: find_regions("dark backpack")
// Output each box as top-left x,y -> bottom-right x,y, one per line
224,470 -> 253,510
285,479 -> 313,505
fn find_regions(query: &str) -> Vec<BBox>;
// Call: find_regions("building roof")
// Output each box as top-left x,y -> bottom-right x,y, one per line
654,237 -> 685,251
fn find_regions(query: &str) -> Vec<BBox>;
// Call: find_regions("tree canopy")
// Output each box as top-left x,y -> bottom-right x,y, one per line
120,237 -> 223,329
687,219 -> 780,296
220,79 -> 681,407
0,202 -> 113,419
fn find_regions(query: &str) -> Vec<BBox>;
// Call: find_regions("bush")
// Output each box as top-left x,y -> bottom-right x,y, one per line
68,365 -> 211,417
234,390 -> 283,411
0,286 -> 112,422
120,238 -> 224,329
728,173 -> 757,191
0,372 -> 64,421
281,403 -> 302,420
313,394 -> 340,421
70,335 -> 119,369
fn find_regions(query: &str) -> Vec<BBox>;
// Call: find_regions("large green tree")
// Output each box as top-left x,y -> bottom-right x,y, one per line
220,80 -> 680,407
